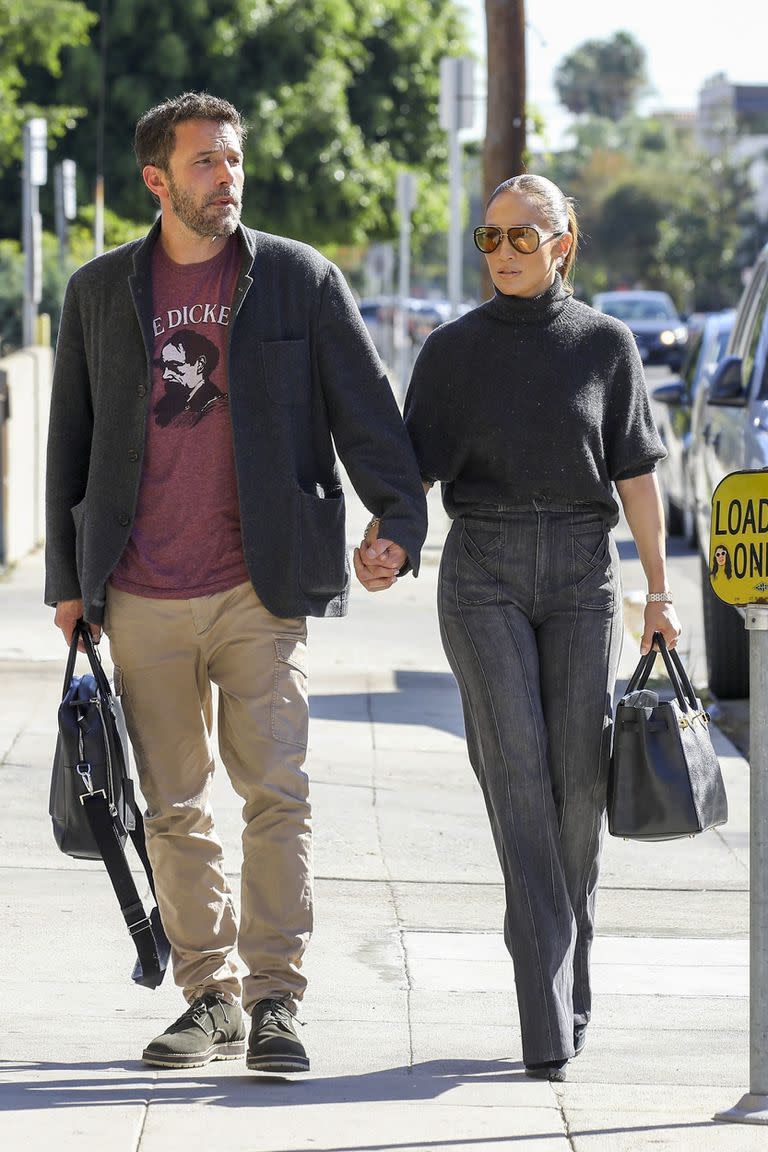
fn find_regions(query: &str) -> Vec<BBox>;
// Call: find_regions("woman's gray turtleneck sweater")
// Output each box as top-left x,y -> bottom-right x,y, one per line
403,274 -> 665,527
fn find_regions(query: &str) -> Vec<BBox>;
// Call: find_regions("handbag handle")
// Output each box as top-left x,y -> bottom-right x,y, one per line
61,619 -> 113,703
622,633 -> 698,713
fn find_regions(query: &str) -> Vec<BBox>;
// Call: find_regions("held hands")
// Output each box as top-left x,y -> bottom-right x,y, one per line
353,517 -> 407,592
54,598 -> 102,651
640,601 -> 681,656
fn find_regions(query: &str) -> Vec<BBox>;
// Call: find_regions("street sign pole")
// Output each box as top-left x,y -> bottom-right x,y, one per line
395,170 -> 416,400
440,56 -> 475,320
712,470 -> 768,1124
22,118 -> 47,347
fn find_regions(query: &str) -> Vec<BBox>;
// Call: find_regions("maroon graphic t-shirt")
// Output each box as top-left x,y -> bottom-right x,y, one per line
111,237 -> 250,598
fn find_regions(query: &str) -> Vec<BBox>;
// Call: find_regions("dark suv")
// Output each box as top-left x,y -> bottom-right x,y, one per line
692,241 -> 768,698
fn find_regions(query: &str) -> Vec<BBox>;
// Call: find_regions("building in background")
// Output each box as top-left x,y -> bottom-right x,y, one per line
697,73 -> 768,221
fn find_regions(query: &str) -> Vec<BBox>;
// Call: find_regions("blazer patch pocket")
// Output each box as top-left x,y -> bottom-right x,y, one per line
262,339 -> 311,405
298,488 -> 348,597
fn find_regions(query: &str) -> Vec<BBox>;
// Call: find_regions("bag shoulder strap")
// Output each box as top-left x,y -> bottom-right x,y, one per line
80,792 -> 170,989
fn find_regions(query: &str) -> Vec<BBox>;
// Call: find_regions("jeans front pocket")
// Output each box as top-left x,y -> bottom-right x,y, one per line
455,520 -> 501,606
572,519 -> 614,610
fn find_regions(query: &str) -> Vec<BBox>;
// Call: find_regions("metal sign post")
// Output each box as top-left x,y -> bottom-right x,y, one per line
439,56 -> 475,320
712,469 -> 768,1124
395,170 -> 416,399
22,118 -> 47,347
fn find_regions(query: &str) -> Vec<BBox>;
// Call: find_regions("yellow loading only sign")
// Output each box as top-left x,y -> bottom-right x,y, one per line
709,469 -> 768,606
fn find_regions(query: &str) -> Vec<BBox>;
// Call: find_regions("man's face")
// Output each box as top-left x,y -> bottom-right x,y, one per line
162,119 -> 244,239
161,342 -> 205,392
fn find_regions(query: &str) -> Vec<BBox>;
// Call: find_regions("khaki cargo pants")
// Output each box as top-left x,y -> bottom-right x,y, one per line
104,580 -> 311,1014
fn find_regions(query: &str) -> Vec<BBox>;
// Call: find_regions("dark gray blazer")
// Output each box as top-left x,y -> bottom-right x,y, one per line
45,221 -> 427,623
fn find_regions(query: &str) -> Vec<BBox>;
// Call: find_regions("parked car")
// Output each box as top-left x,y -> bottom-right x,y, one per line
691,242 -> 768,698
592,289 -> 689,369
651,310 -> 735,544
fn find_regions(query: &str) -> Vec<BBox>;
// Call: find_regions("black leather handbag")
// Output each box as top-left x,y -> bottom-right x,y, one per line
608,634 -> 728,841
49,621 -> 170,987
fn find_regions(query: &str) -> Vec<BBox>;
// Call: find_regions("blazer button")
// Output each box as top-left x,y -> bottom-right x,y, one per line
137,385 -> 147,398
118,513 -> 130,527
128,449 -> 138,462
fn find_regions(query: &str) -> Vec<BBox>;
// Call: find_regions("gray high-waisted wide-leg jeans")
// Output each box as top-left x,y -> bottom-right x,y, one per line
438,504 -> 623,1066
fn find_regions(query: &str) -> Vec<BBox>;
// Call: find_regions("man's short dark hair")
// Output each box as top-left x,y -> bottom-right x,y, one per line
134,92 -> 246,171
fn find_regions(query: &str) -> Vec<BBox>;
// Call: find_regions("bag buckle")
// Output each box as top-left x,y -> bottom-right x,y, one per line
76,762 -> 106,804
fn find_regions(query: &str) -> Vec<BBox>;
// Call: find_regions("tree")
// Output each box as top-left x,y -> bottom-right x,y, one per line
16,0 -> 467,247
0,0 -> 95,156
554,31 -> 647,122
544,113 -> 762,308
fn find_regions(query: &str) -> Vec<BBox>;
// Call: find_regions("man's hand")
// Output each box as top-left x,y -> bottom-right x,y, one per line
353,518 -> 407,592
54,598 -> 102,650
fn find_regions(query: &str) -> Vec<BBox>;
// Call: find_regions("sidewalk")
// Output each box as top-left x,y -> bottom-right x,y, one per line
0,487 -> 758,1151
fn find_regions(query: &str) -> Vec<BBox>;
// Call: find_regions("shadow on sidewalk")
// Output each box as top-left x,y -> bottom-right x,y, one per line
0,1057 -> 725,1145
310,670 -> 465,740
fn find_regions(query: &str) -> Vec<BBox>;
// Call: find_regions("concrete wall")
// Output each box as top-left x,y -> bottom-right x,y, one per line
0,346 -> 52,567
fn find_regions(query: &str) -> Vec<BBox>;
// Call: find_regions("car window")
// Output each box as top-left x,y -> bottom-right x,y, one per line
741,271 -> 768,398
681,329 -> 704,387
600,296 -> 676,321
731,258 -> 768,356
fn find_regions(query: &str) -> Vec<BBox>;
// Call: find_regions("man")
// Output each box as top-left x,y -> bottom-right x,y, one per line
45,92 -> 426,1073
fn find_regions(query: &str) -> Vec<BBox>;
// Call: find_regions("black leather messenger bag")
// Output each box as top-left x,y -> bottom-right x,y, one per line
49,621 -> 170,987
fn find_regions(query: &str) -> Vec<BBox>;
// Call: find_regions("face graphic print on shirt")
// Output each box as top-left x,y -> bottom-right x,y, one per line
153,328 -> 228,428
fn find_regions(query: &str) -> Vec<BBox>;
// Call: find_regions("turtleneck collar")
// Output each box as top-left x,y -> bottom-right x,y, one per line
483,272 -> 570,326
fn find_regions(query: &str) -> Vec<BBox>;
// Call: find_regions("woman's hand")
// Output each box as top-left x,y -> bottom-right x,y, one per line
640,601 -> 681,656
353,518 -> 407,592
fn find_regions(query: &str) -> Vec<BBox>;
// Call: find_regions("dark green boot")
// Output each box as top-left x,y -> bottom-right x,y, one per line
142,991 -> 246,1069
246,997 -> 309,1073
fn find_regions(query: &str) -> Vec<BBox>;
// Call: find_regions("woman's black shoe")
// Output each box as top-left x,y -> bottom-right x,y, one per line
524,1058 -> 568,1082
573,1023 -> 587,1056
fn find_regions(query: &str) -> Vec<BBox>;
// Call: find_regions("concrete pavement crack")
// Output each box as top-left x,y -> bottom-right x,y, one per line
554,1084 -> 578,1151
367,677 -> 415,1072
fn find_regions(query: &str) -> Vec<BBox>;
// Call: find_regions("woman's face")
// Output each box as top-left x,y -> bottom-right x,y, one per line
483,190 -> 571,299
715,547 -> 728,566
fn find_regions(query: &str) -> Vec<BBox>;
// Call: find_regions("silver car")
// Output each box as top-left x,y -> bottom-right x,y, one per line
652,310 -> 734,544
692,242 -> 768,698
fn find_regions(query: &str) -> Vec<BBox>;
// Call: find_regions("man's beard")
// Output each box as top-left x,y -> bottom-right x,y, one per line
166,172 -> 241,238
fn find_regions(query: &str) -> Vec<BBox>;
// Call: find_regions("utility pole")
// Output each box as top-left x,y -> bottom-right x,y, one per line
482,0 -> 526,299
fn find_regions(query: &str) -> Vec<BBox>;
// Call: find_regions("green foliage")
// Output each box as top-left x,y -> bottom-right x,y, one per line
542,110 -> 766,311
16,0 -> 467,247
0,0 -> 95,158
554,31 -> 648,122
0,232 -> 81,353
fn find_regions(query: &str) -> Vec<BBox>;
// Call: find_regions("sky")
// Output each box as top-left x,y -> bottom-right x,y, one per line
459,0 -> 767,146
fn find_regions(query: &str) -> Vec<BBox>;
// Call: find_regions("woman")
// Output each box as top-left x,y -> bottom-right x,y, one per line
377,174 -> 680,1081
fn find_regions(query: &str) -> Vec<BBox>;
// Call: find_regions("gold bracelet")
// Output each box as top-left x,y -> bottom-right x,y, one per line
646,592 -> 673,603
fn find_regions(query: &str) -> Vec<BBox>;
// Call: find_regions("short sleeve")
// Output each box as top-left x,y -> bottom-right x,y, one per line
403,332 -> 461,483
604,333 -> 666,482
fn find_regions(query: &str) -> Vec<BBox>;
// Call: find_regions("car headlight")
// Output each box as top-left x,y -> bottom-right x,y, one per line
660,327 -> 688,346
